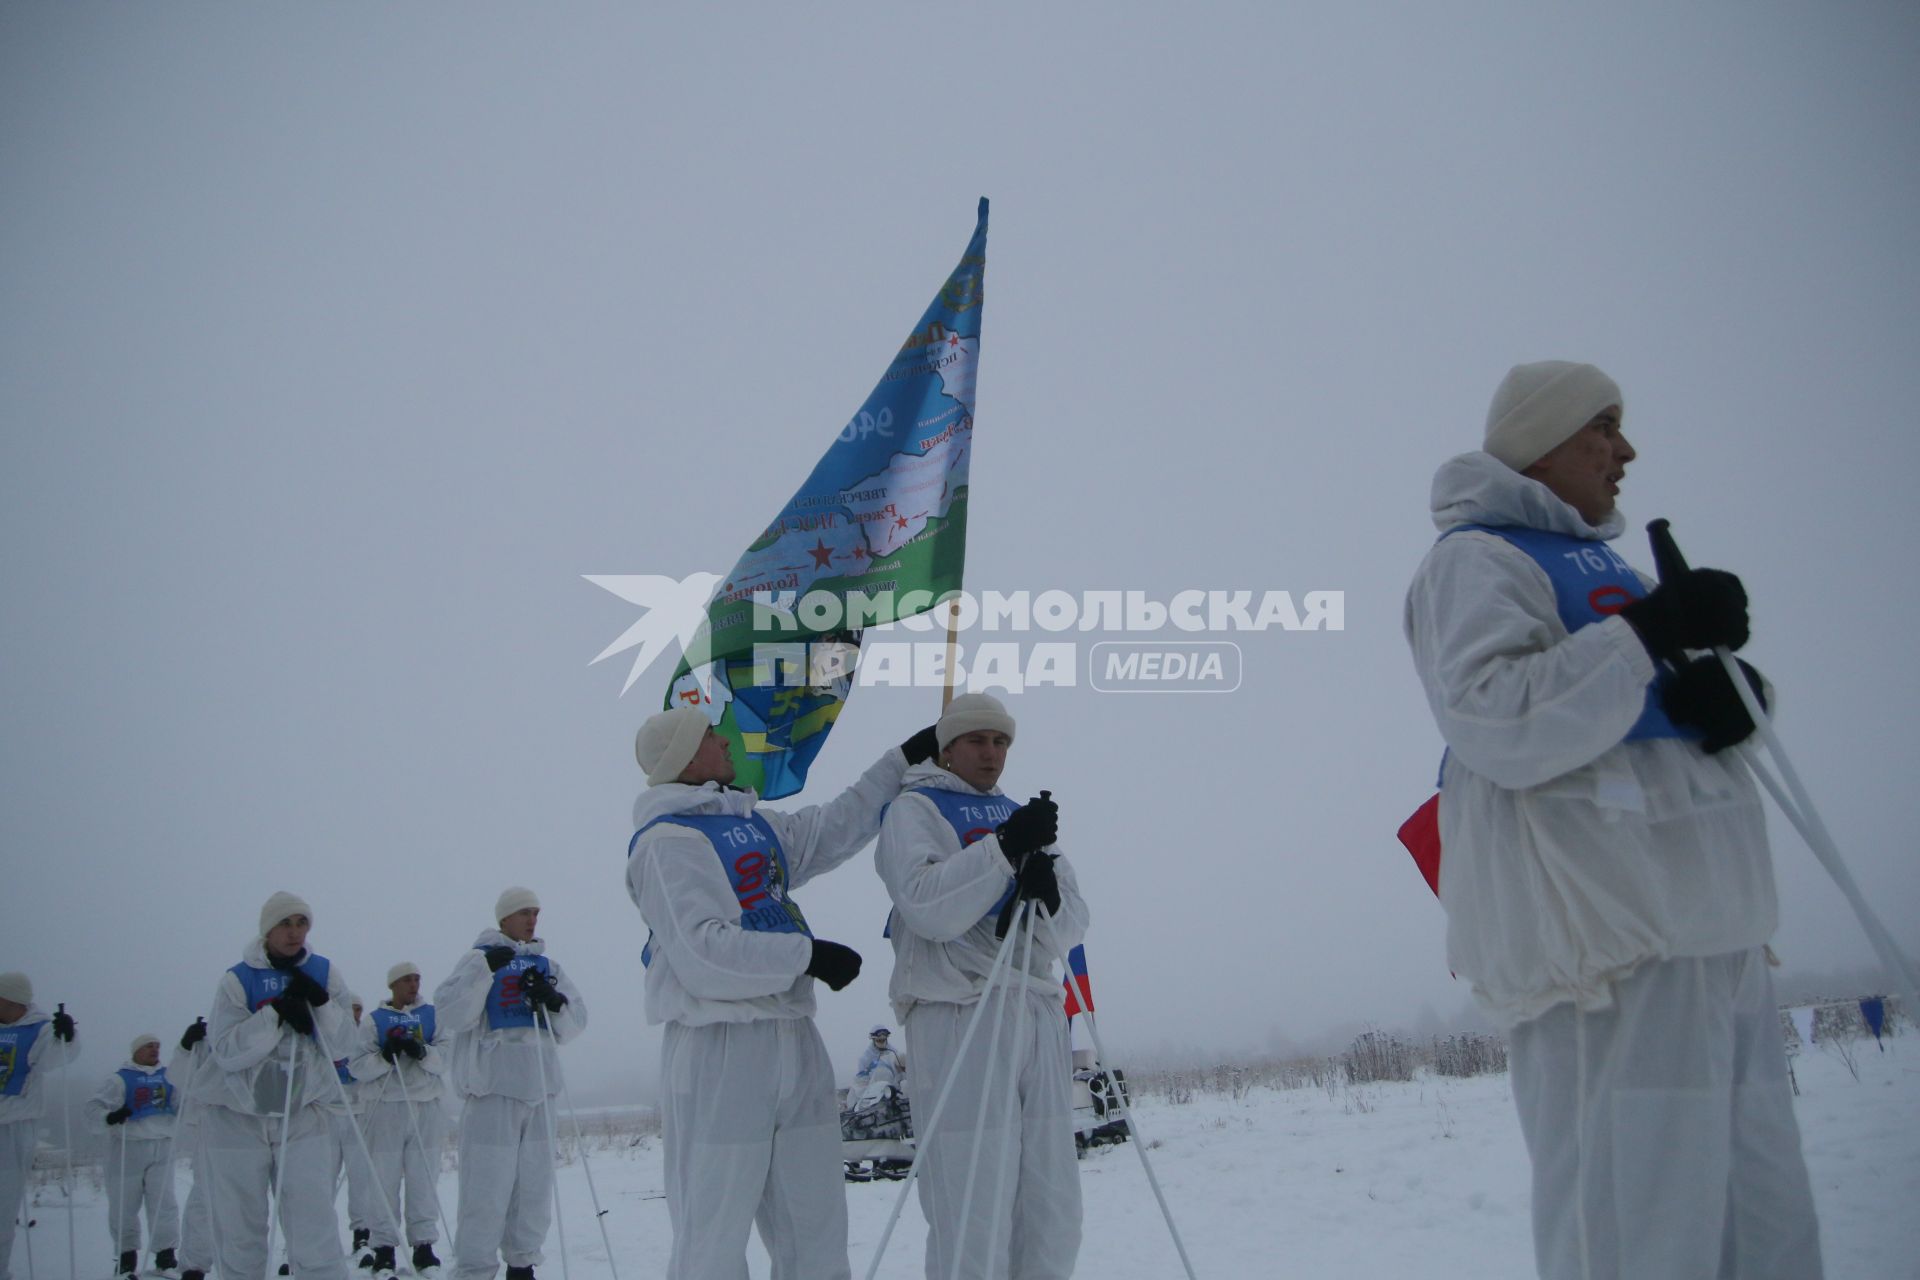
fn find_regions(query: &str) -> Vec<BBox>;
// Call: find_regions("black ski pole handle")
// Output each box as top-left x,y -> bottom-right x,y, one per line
1647,518 -> 1690,584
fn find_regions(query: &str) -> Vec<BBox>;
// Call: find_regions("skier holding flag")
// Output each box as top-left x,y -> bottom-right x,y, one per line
197,891 -> 356,1280
1403,361 -> 1821,1278
875,692 -> 1089,1280
627,706 -> 938,1279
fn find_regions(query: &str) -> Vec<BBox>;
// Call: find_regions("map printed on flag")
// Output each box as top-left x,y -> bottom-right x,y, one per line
667,199 -> 988,798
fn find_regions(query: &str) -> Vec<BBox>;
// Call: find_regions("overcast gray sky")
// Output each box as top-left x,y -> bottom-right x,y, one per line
4,3 -> 1917,1104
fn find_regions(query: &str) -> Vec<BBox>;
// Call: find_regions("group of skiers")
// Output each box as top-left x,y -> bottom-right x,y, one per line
0,886 -> 585,1280
8,358 -> 1832,1280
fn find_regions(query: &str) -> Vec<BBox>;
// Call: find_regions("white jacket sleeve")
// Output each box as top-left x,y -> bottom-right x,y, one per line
630,828 -> 814,1000
875,792 -> 1017,943
87,1071 -> 123,1126
432,951 -> 494,1037
209,972 -> 288,1073
1406,533 -> 1658,790
27,1018 -> 79,1074
762,747 -> 910,889
348,1011 -> 389,1084
540,960 -> 588,1045
311,967 -> 354,1079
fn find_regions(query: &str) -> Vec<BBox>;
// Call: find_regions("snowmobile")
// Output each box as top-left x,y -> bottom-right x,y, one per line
840,1060 -> 914,1182
1070,1048 -> 1129,1155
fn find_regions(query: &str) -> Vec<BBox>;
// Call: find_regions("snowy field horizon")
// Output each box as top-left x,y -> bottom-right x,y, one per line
19,1029 -> 1917,1278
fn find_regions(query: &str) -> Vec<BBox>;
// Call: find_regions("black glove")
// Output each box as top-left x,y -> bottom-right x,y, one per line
996,795 -> 1059,859
1663,656 -> 1768,754
271,995 -> 315,1037
805,940 -> 863,992
1619,568 -> 1749,660
283,969 -> 330,1006
51,1006 -> 75,1042
379,1036 -> 403,1064
105,1107 -> 131,1126
398,1037 -> 427,1061
179,1019 -> 207,1052
520,967 -> 567,1013
484,946 -> 517,973
1014,852 -> 1063,916
900,724 -> 940,766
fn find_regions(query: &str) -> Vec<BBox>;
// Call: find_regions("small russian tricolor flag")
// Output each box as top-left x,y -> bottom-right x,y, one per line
1062,944 -> 1094,1017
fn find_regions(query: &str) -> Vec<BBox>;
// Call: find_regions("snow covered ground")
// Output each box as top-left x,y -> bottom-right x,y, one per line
18,1038 -> 1916,1278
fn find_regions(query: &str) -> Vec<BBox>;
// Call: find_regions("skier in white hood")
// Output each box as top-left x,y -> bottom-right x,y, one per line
349,962 -> 449,1280
0,971 -> 80,1280
875,692 -> 1090,1280
626,705 -> 933,1280
1404,361 -> 1821,1278
433,889 -> 586,1280
88,1034 -> 183,1280
198,892 -> 357,1280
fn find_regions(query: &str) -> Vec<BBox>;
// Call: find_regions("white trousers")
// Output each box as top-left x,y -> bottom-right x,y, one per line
1510,948 -> 1823,1280
200,1105 -> 347,1280
1,1120 -> 34,1280
905,992 -> 1081,1280
659,1018 -> 848,1280
178,1128 -> 216,1273
365,1100 -> 445,1248
330,1112 -> 378,1237
105,1133 -> 181,1255
449,1096 -> 553,1280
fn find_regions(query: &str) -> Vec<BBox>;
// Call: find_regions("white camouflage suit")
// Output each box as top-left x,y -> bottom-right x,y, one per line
198,940 -> 357,1280
1,1004 -> 80,1280
1404,451 -> 1822,1279
877,761 -> 1089,1280
164,1039 -> 216,1276
87,1058 -> 182,1259
323,1028 -> 379,1251
433,932 -> 586,1280
626,745 -> 909,1280
348,999 -> 450,1252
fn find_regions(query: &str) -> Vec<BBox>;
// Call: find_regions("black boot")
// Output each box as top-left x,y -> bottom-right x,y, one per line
352,1229 -> 370,1254
278,1265 -> 291,1276
154,1250 -> 178,1274
182,1271 -> 206,1280
118,1251 -> 139,1279
410,1243 -> 442,1275
505,1267 -> 535,1280
369,1246 -> 396,1279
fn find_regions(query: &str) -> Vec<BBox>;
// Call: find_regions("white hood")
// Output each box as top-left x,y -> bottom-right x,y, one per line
1429,450 -> 1626,541
632,780 -> 759,833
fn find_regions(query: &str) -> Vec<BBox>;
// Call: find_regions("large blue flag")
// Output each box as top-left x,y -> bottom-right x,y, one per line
666,200 -> 988,797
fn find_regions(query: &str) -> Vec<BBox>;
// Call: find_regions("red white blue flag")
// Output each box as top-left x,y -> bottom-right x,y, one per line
1062,944 -> 1094,1017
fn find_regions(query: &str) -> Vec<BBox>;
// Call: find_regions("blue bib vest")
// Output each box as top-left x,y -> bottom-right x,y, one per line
116,1067 -> 174,1120
629,811 -> 812,968
1446,524 -> 1698,743
910,787 -> 1018,925
229,955 -> 334,1034
478,950 -> 554,1030
0,1021 -> 44,1098
371,1005 -> 436,1048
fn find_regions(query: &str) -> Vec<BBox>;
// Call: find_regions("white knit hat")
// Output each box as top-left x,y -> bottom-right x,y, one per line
258,890 -> 314,939
129,1033 -> 161,1058
0,973 -> 30,1006
936,692 -> 1017,752
635,706 -> 710,787
387,961 -> 421,988
495,886 -> 540,923
1483,361 -> 1624,470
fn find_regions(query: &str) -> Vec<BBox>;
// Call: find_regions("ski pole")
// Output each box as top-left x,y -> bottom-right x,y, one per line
527,1010 -> 571,1280
538,1016 -> 617,1280
863,902 -> 1028,1280
265,1034 -> 299,1275
1077,1004 -> 1199,1279
56,1010 -> 75,1280
116,1112 -> 131,1265
1649,520 -> 1920,1019
317,1033 -> 413,1265
391,1055 -> 456,1255
950,900 -> 1026,1280
980,902 -> 1041,1273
